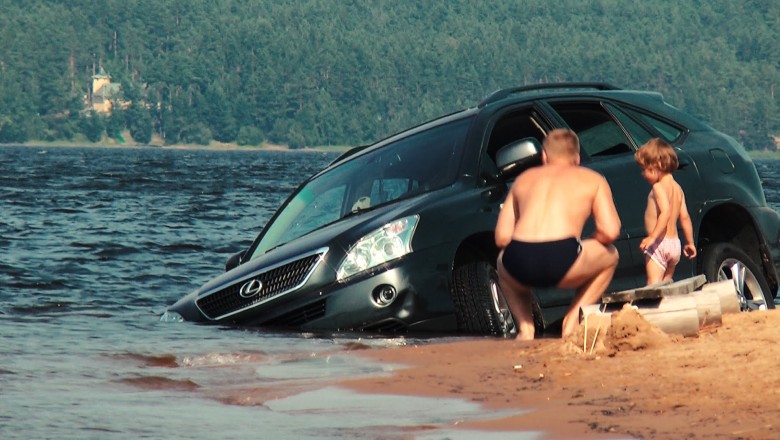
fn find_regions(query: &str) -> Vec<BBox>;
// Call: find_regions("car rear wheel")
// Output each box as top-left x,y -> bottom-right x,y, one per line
451,261 -> 517,336
700,243 -> 775,311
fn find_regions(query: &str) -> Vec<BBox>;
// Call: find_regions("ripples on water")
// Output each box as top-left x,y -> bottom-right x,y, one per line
1,146 -> 519,440
1,146 -> 779,439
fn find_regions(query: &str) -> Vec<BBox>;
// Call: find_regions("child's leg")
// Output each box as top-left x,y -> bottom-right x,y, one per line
662,263 -> 677,282
645,256 -> 666,285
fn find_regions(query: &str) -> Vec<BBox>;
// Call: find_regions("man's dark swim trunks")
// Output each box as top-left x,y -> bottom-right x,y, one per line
501,237 -> 582,287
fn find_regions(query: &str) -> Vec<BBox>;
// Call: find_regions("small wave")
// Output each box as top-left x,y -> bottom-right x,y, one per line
341,341 -> 373,351
0,262 -> 24,277
157,242 -> 206,253
94,244 -> 140,258
10,301 -> 73,314
215,394 -> 270,408
51,207 -> 86,214
69,241 -> 99,250
5,278 -> 72,291
111,352 -> 180,368
117,375 -> 199,391
180,351 -> 268,367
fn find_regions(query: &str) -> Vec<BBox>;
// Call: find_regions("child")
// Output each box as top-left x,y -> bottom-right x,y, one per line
635,138 -> 696,285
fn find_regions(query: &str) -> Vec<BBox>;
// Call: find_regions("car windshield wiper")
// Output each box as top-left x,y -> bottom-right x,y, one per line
343,205 -> 377,219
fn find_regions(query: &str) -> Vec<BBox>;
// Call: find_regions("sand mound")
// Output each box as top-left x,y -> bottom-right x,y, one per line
563,303 -> 671,356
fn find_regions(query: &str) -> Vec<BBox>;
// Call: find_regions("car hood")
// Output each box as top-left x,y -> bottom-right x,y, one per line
192,191 -> 440,297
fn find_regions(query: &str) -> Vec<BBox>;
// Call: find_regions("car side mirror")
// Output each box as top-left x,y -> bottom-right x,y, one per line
495,137 -> 542,179
225,250 -> 245,272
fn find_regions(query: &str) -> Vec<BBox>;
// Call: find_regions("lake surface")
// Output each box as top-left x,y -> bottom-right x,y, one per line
0,146 -> 531,440
2,145 -> 779,439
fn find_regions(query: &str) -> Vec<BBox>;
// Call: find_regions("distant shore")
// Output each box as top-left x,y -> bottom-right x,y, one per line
4,137 -> 777,157
3,140 -> 778,160
0,137 -> 351,153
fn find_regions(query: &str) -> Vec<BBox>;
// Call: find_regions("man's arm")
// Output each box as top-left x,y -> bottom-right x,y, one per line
495,188 -> 516,249
591,175 -> 621,245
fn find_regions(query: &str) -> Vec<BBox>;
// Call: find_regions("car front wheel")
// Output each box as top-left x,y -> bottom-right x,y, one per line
451,261 -> 518,336
700,243 -> 775,311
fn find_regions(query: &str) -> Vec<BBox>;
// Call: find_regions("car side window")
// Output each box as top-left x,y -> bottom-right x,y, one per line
548,101 -> 633,158
369,178 -> 420,204
622,107 -> 684,142
485,107 -> 547,169
604,103 -> 654,148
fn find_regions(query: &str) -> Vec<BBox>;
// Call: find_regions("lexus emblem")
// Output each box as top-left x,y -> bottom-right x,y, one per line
239,279 -> 263,298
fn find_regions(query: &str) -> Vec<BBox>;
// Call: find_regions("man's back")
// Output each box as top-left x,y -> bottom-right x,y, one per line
497,162 -> 618,248
495,128 -> 621,339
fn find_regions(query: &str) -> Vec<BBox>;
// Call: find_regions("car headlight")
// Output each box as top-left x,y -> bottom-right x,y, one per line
336,215 -> 419,281
159,310 -> 184,322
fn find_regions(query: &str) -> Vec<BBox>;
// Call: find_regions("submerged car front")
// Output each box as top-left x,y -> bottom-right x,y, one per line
167,112 -> 477,332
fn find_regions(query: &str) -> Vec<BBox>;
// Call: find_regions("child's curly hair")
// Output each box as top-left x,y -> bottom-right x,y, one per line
635,138 -> 678,173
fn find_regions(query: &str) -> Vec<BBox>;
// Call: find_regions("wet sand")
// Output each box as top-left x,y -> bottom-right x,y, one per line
340,307 -> 780,439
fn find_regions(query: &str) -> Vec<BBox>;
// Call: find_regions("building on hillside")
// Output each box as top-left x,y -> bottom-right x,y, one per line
90,67 -> 123,114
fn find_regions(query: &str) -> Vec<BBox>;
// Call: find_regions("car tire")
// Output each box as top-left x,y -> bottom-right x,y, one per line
451,261 -> 518,336
700,243 -> 775,311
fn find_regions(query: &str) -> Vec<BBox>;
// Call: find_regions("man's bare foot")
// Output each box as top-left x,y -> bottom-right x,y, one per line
561,315 -> 578,338
515,323 -> 535,340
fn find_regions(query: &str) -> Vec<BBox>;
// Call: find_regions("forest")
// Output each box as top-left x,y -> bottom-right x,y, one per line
0,0 -> 777,150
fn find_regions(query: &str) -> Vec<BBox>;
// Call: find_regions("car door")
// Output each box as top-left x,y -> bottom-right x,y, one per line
609,103 -> 705,278
542,100 -> 647,291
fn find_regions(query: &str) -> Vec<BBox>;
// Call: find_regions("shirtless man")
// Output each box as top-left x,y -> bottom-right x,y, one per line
495,129 -> 621,340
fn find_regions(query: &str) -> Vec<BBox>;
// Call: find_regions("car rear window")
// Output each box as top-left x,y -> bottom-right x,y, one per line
622,107 -> 684,142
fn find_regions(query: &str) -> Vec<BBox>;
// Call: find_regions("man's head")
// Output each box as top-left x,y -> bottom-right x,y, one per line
542,128 -> 580,164
635,138 -> 678,173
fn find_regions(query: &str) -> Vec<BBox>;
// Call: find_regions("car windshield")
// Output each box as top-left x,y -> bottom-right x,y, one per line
249,116 -> 473,258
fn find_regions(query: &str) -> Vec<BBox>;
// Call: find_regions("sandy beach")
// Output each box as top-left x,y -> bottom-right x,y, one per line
341,307 -> 780,439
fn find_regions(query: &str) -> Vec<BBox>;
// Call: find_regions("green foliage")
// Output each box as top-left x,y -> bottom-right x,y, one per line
236,126 -> 265,147
180,123 -> 212,146
0,0 -> 777,149
126,103 -> 153,144
0,117 -> 28,143
79,112 -> 106,143
106,109 -> 126,140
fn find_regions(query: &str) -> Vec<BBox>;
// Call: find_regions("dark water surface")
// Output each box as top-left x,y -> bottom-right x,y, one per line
2,146 -> 779,439
0,146 -> 529,440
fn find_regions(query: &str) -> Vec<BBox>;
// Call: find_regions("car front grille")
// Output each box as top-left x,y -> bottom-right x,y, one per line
264,299 -> 327,327
361,319 -> 408,333
196,250 -> 326,320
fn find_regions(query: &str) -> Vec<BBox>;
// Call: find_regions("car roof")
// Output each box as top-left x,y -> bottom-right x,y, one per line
329,82 -> 709,169
477,82 -> 622,107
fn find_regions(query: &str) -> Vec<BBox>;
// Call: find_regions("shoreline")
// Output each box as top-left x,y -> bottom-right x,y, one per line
338,309 -> 780,439
2,140 -> 778,160
0,140 -> 351,153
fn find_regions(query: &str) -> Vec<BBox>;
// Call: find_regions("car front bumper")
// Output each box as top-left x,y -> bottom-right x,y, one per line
169,245 -> 459,333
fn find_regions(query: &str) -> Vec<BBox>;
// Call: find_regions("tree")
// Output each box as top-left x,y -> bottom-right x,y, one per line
79,112 -> 105,142
126,103 -> 152,144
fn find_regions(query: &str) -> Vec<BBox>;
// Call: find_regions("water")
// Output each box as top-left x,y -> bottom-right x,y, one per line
0,146 -> 531,440
2,146 -> 780,440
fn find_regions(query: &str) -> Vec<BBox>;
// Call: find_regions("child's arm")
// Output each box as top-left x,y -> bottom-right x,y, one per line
679,193 -> 697,258
639,182 -> 671,251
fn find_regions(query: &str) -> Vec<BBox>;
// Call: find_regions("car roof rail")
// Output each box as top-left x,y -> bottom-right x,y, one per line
478,82 -> 622,108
